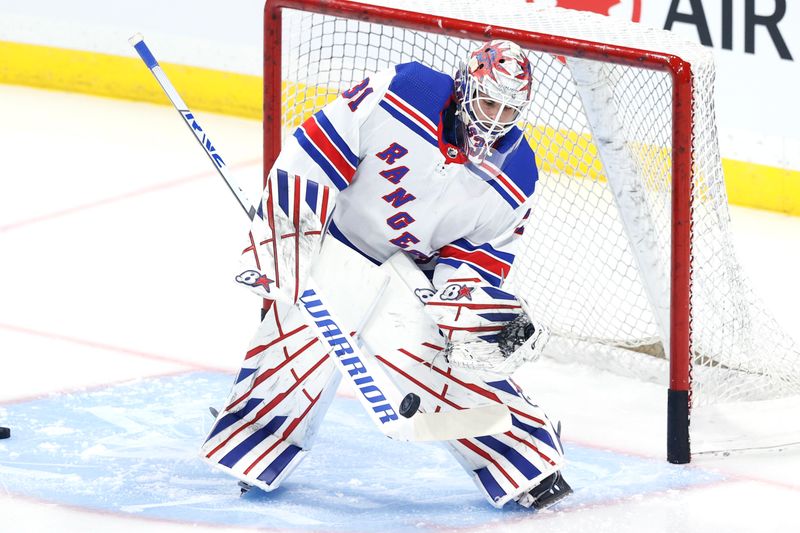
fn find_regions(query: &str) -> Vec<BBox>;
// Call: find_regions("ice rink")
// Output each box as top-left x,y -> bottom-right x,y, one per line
1,83 -> 799,532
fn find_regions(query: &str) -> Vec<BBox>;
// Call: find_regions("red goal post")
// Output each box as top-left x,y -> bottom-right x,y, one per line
263,0 -> 696,464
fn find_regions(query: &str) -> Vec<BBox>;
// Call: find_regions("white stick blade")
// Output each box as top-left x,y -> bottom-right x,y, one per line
411,404 -> 512,441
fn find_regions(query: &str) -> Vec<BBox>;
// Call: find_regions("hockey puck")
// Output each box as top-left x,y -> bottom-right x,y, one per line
399,393 -> 421,418
0,426 -> 9,439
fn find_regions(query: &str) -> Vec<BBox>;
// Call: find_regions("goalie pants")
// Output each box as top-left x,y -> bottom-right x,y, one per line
200,301 -> 566,508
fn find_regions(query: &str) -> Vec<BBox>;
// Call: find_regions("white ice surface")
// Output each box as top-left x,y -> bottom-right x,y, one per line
0,84 -> 799,532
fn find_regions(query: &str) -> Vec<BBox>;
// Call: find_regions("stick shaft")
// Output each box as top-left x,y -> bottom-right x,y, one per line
129,33 -> 258,221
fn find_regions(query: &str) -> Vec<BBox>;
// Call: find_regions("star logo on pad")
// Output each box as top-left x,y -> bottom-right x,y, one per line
253,275 -> 273,291
456,285 -> 475,300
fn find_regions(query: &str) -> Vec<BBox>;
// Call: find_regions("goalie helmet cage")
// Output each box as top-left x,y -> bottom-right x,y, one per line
262,0 -> 800,463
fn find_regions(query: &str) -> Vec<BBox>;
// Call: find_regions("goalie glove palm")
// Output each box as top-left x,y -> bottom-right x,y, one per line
443,313 -> 550,376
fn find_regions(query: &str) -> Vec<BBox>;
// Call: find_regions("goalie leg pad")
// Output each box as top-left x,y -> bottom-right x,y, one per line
376,341 -> 565,508
447,380 -> 565,508
200,301 -> 340,492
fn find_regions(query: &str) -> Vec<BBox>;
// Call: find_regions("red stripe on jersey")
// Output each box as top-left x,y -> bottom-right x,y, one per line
301,116 -> 356,183
384,92 -> 438,136
440,245 -> 512,279
479,162 -> 527,204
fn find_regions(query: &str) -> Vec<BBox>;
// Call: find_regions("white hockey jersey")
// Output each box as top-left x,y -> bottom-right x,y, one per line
272,62 -> 539,288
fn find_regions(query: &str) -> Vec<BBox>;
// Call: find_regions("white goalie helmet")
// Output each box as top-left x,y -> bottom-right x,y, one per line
454,40 -> 534,164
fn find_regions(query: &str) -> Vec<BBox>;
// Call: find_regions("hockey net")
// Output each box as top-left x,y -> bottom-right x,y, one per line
264,0 -> 800,460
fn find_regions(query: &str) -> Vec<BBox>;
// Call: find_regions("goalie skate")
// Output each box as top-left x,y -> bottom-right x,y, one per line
516,471 -> 573,510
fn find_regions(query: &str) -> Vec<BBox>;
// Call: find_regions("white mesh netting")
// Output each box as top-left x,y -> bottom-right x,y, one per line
273,1 -> 800,421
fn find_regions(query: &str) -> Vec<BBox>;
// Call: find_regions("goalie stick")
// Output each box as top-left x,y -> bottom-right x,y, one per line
129,33 -> 511,442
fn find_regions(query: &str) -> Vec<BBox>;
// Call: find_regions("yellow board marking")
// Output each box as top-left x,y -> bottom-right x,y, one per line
0,40 -> 263,118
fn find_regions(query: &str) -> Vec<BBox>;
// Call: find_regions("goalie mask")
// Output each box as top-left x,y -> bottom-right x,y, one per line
454,40 -> 534,165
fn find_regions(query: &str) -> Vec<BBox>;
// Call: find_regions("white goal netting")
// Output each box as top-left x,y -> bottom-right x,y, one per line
272,0 -> 800,451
